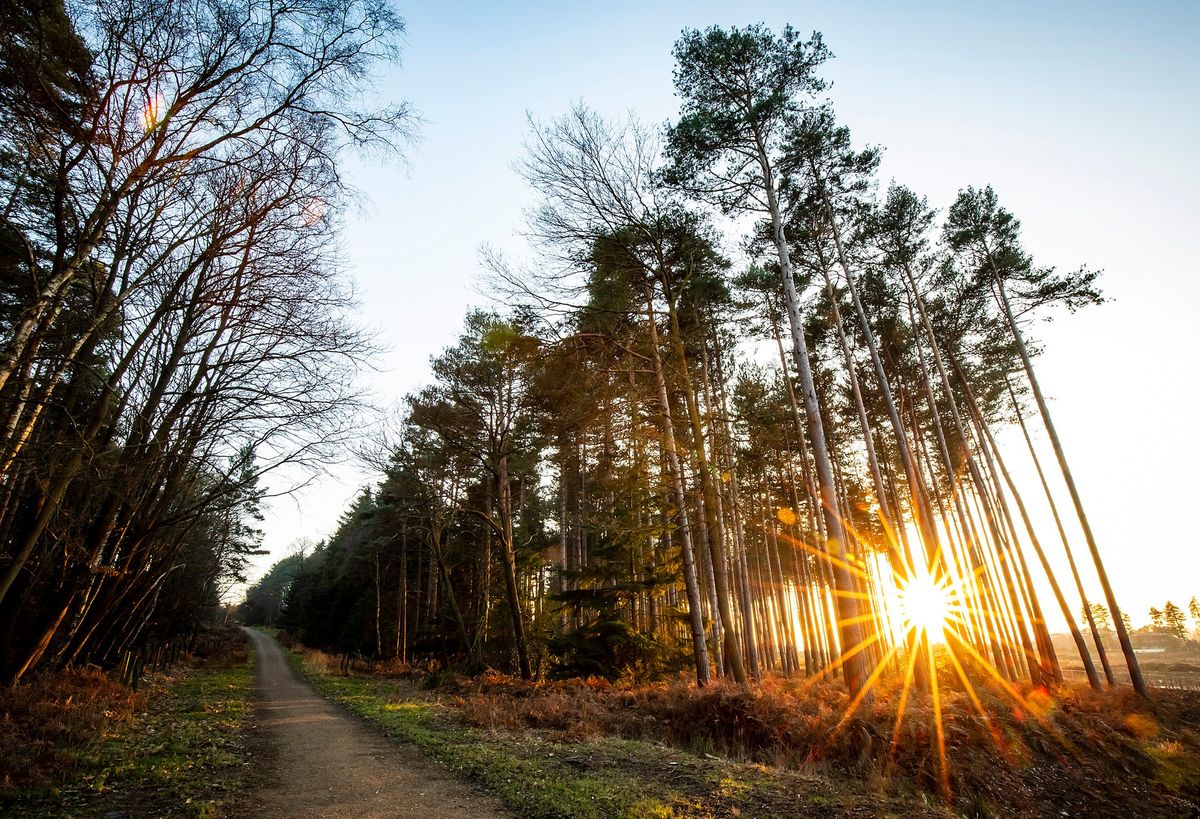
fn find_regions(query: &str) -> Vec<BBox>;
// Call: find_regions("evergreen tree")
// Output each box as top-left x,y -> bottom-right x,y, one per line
666,24 -> 868,695
1150,607 -> 1164,629
1163,602 -> 1187,640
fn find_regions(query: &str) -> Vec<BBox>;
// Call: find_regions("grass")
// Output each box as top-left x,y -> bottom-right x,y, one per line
1,629 -> 255,818
283,641 -> 1200,817
284,645 -> 930,818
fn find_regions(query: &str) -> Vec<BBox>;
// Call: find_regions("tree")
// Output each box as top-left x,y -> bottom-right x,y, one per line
254,24 -> 1141,714
240,541 -> 310,627
1162,602 -> 1187,640
1149,607 -> 1164,629
943,186 -> 1145,696
666,24 -> 871,697
516,107 -> 721,683
411,312 -> 545,680
0,0 -> 412,683
1083,602 -> 1112,633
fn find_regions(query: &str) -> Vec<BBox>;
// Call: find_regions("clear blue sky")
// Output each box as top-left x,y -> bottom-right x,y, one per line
255,0 -> 1200,627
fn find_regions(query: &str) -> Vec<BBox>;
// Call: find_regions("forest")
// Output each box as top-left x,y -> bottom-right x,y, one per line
0,0 -> 409,685
236,27 -> 1200,795
4,1 -> 1199,816
249,25 -> 1138,703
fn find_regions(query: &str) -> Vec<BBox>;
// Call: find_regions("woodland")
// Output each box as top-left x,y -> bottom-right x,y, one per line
4,0 -> 1200,814
250,27 -> 1138,703
0,0 -> 410,685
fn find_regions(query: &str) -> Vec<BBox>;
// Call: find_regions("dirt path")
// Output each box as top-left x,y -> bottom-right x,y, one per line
242,628 -> 510,818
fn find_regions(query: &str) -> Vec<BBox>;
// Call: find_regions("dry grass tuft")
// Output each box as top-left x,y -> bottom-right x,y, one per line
433,668 -> 1200,814
0,668 -> 143,791
298,648 -> 336,677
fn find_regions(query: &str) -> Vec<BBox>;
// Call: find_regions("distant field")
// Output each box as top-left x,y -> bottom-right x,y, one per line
1058,645 -> 1200,691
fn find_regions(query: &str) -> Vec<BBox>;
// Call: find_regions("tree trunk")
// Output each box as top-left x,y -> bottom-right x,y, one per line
643,284 -> 710,684
983,250 -> 1146,696
496,452 -> 532,680
976,396 -> 1094,687
814,177 -> 941,568
759,169 -> 870,696
661,293 -> 746,684
1007,377 -> 1115,685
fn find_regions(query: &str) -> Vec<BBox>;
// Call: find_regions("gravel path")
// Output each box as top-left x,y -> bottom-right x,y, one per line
243,628 -> 510,818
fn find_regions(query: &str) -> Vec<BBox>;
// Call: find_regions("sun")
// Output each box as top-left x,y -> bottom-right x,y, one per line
896,573 -> 952,641
142,93 -> 165,132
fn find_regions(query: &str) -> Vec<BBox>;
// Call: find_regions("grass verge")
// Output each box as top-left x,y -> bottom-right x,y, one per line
283,640 -> 1200,818
284,645 -> 930,818
2,630 -> 255,818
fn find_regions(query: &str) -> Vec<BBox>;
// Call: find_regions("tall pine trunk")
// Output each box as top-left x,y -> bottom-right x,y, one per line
984,258 -> 1145,695
643,283 -> 711,684
760,167 -> 870,695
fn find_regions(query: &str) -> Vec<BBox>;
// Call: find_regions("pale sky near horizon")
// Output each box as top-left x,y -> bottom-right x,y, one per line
250,1 -> 1199,631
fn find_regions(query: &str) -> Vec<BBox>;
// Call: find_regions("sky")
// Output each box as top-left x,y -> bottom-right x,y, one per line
250,1 -> 1200,630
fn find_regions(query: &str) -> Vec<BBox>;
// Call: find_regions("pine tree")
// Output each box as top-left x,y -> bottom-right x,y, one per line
1150,607 -> 1164,629
1163,602 -> 1187,640
666,24 -> 870,697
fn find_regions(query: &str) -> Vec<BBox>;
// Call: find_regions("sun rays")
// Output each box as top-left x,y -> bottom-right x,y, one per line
749,489 -> 1098,799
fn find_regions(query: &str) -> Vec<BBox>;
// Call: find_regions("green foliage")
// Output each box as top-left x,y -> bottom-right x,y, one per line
0,0 -> 93,132
666,24 -> 830,213
548,612 -> 689,683
239,550 -> 307,627
280,310 -> 556,673
944,185 -> 1104,317
1163,602 -> 1188,640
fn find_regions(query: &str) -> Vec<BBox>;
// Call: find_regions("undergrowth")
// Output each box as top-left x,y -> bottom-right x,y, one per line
0,668 -> 144,791
1,627 -> 255,818
285,642 -> 933,817
286,637 -> 1200,817
442,669 -> 1200,816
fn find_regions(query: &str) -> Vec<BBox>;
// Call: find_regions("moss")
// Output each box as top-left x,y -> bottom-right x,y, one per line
1147,738 -> 1200,795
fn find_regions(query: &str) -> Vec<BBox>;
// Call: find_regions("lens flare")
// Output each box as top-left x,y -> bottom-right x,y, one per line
300,197 -> 327,227
759,498 -> 1079,802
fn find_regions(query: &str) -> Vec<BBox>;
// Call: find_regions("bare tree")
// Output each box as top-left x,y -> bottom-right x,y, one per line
0,0 -> 411,682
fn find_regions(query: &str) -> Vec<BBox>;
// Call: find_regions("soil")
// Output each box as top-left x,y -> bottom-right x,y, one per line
241,628 -> 510,818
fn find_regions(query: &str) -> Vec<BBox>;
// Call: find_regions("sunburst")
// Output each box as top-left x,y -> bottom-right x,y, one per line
895,572 -> 954,642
